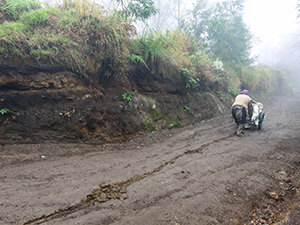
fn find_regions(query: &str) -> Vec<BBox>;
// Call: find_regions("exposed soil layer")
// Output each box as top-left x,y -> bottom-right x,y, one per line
0,95 -> 299,225
0,63 -> 226,144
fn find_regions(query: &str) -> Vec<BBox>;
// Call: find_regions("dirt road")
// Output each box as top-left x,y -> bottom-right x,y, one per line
1,96 -> 300,225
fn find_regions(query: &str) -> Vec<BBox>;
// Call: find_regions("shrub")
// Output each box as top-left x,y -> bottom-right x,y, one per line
145,119 -> 156,132
0,0 -> 40,21
0,2 -> 133,79
20,7 -> 59,27
130,29 -> 217,91
239,66 -> 260,91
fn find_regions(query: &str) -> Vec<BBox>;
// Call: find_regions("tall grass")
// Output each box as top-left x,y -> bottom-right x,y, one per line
212,64 -> 292,103
0,0 -> 40,21
129,29 -> 217,91
237,65 -> 293,99
0,0 -> 134,79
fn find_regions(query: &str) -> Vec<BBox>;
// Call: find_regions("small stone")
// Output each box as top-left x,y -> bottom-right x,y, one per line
269,192 -> 279,200
168,124 -> 174,129
65,112 -> 71,117
120,186 -> 127,194
100,193 -> 107,200
100,184 -> 110,188
120,193 -> 128,200
107,193 -> 114,199
259,219 -> 267,224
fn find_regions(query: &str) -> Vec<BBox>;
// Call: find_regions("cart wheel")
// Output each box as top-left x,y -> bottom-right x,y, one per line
258,113 -> 265,130
258,123 -> 262,130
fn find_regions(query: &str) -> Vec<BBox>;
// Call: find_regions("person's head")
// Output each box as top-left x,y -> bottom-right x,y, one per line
241,89 -> 249,96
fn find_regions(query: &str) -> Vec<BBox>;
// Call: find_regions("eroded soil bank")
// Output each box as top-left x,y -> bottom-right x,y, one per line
0,95 -> 299,225
0,63 -> 226,144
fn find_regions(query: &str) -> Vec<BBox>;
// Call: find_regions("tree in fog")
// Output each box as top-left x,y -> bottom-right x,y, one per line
209,0 -> 253,65
149,0 -> 188,30
181,0 -> 211,45
151,0 -> 172,30
173,0 -> 182,27
113,0 -> 158,21
183,0 -> 253,67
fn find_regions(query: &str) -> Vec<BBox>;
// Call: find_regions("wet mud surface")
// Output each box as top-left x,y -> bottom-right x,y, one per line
0,96 -> 300,225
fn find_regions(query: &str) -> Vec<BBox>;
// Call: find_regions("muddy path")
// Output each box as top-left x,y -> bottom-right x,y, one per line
1,96 -> 300,225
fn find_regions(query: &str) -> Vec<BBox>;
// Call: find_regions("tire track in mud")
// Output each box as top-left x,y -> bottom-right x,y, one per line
23,134 -> 234,225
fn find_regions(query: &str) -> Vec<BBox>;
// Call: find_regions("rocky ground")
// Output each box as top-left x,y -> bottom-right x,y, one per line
0,95 -> 299,225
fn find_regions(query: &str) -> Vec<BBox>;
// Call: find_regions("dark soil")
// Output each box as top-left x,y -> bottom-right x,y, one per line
0,95 -> 299,225
0,63 -> 225,144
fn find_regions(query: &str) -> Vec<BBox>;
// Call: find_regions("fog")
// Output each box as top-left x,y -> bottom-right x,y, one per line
243,0 -> 300,88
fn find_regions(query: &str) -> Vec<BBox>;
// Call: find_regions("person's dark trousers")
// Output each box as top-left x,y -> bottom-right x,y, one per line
232,105 -> 247,136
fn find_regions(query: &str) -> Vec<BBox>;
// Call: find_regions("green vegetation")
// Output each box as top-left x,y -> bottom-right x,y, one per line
122,90 -> 138,102
115,0 -> 157,22
0,108 -> 11,115
130,30 -> 191,79
183,106 -> 192,114
183,0 -> 253,67
122,92 -> 133,102
183,106 -> 189,112
127,54 -> 149,70
128,29 -> 218,91
145,109 -> 182,131
20,7 -> 59,27
145,119 -> 156,132
149,109 -> 163,121
0,0 -> 293,108
165,118 -> 182,128
0,0 -> 133,78
0,0 -> 40,21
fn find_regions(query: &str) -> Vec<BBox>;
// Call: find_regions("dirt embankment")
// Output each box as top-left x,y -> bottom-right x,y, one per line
0,63 -> 226,144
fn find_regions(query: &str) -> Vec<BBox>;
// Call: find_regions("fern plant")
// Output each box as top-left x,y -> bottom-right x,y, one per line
0,108 -> 11,115
122,92 -> 133,102
128,54 -> 149,70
